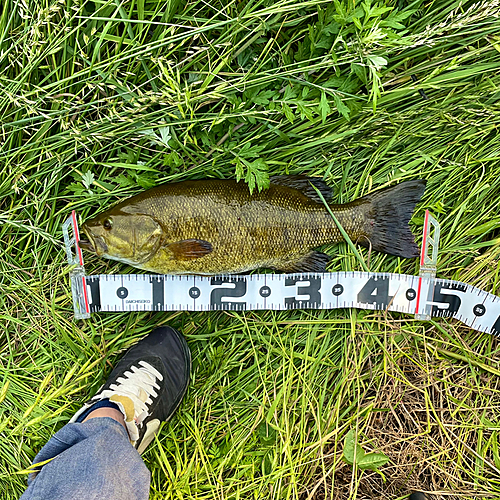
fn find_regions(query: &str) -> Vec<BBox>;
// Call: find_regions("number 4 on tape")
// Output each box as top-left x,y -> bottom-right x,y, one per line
62,210 -> 500,337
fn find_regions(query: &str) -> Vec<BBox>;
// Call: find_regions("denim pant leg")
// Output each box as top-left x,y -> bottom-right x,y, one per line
20,417 -> 150,500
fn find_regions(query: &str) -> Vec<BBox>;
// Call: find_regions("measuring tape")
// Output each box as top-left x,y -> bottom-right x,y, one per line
62,211 -> 500,337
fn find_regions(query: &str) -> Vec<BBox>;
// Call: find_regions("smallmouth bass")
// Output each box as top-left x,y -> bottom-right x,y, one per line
79,176 -> 426,275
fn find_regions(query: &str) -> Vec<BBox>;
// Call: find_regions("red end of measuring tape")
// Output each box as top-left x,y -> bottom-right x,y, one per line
415,209 -> 431,316
71,210 -> 84,267
81,275 -> 90,315
66,210 -> 90,315
420,209 -> 430,268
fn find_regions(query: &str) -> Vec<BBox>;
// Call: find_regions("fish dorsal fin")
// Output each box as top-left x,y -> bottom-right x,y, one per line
166,239 -> 213,261
270,175 -> 333,203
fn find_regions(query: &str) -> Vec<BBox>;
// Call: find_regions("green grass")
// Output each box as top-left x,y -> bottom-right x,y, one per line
2,0 -> 500,498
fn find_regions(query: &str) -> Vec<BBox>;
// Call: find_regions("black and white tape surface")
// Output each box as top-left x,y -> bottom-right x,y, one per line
62,210 -> 500,337
79,272 -> 500,335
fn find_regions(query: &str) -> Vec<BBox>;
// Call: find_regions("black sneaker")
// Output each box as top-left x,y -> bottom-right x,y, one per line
70,326 -> 191,454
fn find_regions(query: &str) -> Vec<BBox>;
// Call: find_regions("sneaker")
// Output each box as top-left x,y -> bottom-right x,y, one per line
70,326 -> 191,454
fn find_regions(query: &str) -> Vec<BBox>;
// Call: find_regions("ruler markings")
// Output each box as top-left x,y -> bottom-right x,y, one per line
79,272 -> 500,336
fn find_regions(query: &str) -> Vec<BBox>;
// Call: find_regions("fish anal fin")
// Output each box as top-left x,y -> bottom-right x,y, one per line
166,239 -> 213,261
278,251 -> 330,273
270,175 -> 333,203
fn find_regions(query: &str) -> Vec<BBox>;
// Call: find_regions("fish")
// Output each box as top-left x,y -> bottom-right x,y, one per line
78,176 -> 426,275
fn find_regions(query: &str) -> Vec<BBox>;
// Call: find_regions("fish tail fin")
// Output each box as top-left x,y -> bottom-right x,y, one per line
357,180 -> 426,258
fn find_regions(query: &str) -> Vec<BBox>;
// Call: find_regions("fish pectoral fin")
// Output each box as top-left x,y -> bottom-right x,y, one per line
270,175 -> 333,203
277,251 -> 330,273
166,239 -> 213,261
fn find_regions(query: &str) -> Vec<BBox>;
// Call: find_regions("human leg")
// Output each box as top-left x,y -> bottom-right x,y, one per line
20,417 -> 150,500
20,326 -> 191,500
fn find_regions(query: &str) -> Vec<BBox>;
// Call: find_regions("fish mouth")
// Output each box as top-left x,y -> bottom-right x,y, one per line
78,230 -> 108,254
78,233 -> 95,252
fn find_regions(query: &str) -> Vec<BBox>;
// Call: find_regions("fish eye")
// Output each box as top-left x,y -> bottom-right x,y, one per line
103,218 -> 112,230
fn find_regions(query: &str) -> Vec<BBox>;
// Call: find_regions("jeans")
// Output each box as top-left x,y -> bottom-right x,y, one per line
20,417 -> 150,500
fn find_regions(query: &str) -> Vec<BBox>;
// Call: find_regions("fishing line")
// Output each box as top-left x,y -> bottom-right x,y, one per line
62,211 -> 500,337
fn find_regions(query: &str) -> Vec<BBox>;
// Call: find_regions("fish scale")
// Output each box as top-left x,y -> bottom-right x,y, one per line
138,182 -> 336,273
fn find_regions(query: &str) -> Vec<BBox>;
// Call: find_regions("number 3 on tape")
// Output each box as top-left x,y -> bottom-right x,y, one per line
62,210 -> 500,337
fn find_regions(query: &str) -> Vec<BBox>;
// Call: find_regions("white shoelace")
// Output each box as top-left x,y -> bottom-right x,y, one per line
94,360 -> 163,425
